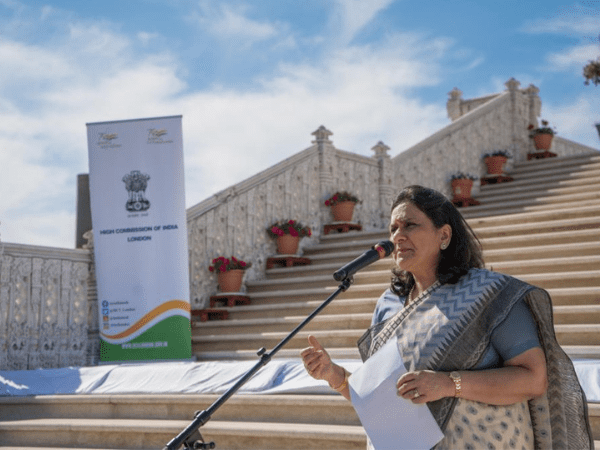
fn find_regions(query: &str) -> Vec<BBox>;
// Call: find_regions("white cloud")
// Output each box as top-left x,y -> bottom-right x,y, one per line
547,43 -> 600,69
521,3 -> 600,36
0,13 -> 452,248
543,94 -> 600,148
330,0 -> 396,45
193,1 -> 283,44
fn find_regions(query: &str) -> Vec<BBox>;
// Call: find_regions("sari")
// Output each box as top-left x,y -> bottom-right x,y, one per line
357,268 -> 593,449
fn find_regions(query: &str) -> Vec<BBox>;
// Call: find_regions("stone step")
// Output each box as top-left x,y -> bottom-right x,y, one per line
265,246 -> 600,281
508,154 -> 600,176
478,228 -> 600,250
477,174 -> 600,202
487,255 -> 600,275
0,394 -> 359,426
478,166 -> 600,197
554,324 -> 600,345
246,269 -> 600,301
472,215 -> 600,239
554,305 -> 600,325
0,418 -> 366,450
308,225 -> 600,255
194,345 -> 599,362
467,204 -> 600,230
546,287 -> 600,306
192,324 -> 600,352
516,271 -> 600,290
460,192 -> 600,219
194,347 -> 361,361
193,313 -> 372,336
242,282 -> 600,307
194,303 -> 600,338
220,297 -> 377,320
484,241 -> 600,262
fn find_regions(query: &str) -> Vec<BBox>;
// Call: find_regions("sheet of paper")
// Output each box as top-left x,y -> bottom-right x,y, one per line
349,335 -> 444,450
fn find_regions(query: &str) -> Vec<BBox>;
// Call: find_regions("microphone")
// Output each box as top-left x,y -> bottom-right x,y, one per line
333,240 -> 395,281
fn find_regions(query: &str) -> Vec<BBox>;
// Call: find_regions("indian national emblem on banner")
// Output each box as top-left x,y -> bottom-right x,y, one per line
123,170 -> 151,212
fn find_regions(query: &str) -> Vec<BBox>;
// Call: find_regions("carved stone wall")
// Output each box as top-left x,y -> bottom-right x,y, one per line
186,127 -> 391,308
0,244 -> 91,370
396,78 -> 598,200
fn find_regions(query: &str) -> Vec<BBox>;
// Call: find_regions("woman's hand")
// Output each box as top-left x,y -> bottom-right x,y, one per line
300,335 -> 350,400
396,370 -> 454,404
300,335 -> 337,382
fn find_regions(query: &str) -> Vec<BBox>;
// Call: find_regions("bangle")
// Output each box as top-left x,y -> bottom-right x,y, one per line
330,368 -> 350,392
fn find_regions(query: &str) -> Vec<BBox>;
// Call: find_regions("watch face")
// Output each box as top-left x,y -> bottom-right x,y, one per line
450,371 -> 460,380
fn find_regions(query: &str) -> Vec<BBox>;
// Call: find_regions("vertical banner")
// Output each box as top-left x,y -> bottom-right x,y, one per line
87,116 -> 191,362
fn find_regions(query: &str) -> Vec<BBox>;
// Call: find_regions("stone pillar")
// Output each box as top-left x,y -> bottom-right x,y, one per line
313,125 -> 334,188
526,84 -> 541,126
525,84 -> 542,161
371,141 -> 394,226
504,78 -> 522,162
75,174 -> 92,249
447,87 -> 463,121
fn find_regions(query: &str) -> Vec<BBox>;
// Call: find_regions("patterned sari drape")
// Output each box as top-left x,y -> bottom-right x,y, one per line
357,269 -> 593,449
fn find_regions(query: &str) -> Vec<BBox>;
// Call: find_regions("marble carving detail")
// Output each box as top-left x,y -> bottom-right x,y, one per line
0,247 -> 90,370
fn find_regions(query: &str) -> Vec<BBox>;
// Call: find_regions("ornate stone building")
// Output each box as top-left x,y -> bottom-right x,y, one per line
0,78 -> 597,369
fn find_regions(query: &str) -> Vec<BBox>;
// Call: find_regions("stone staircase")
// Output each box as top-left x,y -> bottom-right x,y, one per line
1,153 -> 599,449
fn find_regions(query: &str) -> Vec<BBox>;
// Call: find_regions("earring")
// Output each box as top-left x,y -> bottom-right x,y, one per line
441,242 -> 448,250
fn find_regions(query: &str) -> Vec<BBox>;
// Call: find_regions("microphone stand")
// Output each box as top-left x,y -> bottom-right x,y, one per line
163,276 -> 354,450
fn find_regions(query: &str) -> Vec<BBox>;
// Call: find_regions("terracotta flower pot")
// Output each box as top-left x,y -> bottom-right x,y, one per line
276,234 -> 300,254
217,269 -> 244,292
533,134 -> 553,150
451,179 -> 474,200
484,156 -> 508,175
330,201 -> 356,222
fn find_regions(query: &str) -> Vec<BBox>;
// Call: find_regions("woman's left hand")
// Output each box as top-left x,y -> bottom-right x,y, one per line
397,370 -> 454,404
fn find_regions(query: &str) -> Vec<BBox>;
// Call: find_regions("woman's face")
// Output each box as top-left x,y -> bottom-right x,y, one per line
389,201 -> 450,283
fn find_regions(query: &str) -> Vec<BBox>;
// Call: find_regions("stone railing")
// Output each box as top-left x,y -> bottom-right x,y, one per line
391,78 -> 598,200
187,126 -> 395,308
0,242 -> 92,370
549,136 -> 600,158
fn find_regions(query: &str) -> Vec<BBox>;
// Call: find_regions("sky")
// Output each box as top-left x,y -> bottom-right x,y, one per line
0,0 -> 599,249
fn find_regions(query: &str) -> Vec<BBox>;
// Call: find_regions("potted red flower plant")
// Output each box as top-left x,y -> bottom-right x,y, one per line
450,172 -> 478,201
324,191 -> 361,222
208,256 -> 252,292
483,150 -> 511,175
266,220 -> 312,254
528,120 -> 556,151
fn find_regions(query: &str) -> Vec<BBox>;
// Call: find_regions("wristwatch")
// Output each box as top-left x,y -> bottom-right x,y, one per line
449,371 -> 462,397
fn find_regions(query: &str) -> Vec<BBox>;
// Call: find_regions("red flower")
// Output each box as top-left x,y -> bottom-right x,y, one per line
219,265 -> 227,272
209,266 -> 214,272
289,227 -> 299,237
325,200 -> 330,206
240,261 -> 246,267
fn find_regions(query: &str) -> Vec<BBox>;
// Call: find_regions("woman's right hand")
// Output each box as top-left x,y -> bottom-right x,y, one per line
300,335 -> 339,385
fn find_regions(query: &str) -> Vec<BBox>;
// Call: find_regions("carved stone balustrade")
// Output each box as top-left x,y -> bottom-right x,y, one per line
0,243 -> 92,370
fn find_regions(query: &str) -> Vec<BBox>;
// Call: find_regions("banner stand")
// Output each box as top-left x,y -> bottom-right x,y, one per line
87,115 -> 191,363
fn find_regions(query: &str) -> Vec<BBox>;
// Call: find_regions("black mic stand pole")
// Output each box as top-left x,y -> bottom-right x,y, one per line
163,276 -> 354,450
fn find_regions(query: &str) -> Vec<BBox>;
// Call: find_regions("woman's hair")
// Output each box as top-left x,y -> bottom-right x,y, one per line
390,185 -> 484,296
